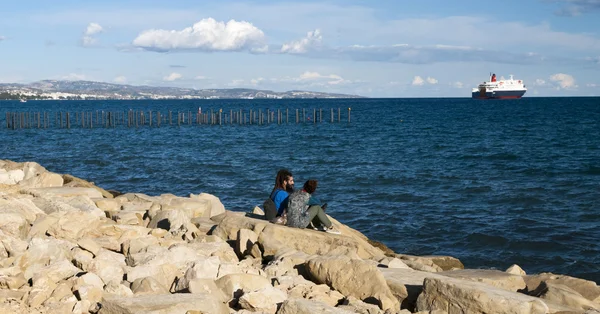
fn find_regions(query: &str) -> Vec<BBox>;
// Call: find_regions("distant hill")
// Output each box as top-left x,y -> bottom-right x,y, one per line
0,80 -> 365,100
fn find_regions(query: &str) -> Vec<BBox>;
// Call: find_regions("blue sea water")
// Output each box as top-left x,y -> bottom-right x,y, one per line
1,98 -> 599,283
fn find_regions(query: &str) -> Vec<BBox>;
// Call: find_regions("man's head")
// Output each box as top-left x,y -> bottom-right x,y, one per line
275,169 -> 294,192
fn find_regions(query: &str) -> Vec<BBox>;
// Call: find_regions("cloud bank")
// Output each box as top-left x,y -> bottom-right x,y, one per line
82,22 -> 103,47
132,18 -> 267,52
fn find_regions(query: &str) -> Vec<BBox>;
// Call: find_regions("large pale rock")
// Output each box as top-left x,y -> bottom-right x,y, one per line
31,259 -> 81,284
379,267 -> 446,311
148,209 -> 189,232
61,195 -> 105,217
394,254 -> 444,272
190,192 -> 226,217
173,256 -> 221,292
15,237 -> 75,280
306,255 -> 399,311
238,286 -> 288,314
78,238 -> 102,256
110,210 -> 146,225
104,282 -> 134,297
62,174 -> 114,199
0,169 -> 24,184
439,269 -> 527,292
187,278 -> 228,303
28,187 -> 102,198
0,266 -> 26,289
122,235 -> 159,256
415,276 -> 549,313
236,228 -> 259,257
190,217 -> 218,235
18,172 -> 64,188
524,273 -> 600,302
278,298 -> 355,314
0,195 -> 45,223
94,199 -> 120,212
126,263 -> 180,290
76,272 -> 105,289
27,276 -> 57,307
338,296 -> 385,314
98,294 -> 229,314
215,273 -> 272,300
0,212 -> 29,239
45,210 -> 103,241
507,264 -> 527,276
161,197 -> 213,219
131,277 -> 170,295
88,250 -> 126,286
532,281 -> 600,311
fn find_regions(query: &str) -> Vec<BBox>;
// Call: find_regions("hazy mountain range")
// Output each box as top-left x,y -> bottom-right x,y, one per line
0,80 -> 365,100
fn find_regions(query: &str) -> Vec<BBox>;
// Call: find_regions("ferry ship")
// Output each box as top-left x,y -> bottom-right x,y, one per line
472,73 -> 527,99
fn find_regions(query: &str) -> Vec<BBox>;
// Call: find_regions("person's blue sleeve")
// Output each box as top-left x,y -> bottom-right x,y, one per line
273,190 -> 288,214
278,196 -> 289,216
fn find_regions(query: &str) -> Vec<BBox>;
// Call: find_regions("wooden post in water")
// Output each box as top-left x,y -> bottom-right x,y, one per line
348,107 -> 351,123
331,108 -> 334,123
313,109 -> 316,124
338,108 -> 341,122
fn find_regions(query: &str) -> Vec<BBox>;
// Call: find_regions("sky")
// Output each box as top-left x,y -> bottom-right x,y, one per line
1,0 -> 600,97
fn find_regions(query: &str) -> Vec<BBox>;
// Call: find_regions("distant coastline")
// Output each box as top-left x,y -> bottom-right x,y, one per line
0,80 -> 365,100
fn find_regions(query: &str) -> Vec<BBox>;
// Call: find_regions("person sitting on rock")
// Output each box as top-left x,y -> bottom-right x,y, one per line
264,169 -> 294,221
285,179 -> 341,234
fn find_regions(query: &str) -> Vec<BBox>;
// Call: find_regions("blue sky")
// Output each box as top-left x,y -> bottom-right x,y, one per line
1,0 -> 599,97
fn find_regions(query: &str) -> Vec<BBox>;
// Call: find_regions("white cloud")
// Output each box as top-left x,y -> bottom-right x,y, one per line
85,23 -> 103,36
279,71 -> 354,86
132,18 -> 266,52
82,22 -> 103,47
534,78 -> 547,86
228,79 -> 245,86
195,75 -> 209,80
281,29 -> 322,54
549,73 -> 577,89
113,76 -> 127,83
412,76 -> 438,86
61,73 -> 86,80
412,76 -> 425,86
453,81 -> 464,88
163,72 -> 182,81
250,77 -> 264,86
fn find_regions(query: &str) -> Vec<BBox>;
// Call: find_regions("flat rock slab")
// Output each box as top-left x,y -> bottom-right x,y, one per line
99,293 -> 229,314
438,269 -> 527,292
416,276 -> 550,314
379,267 -> 446,310
28,187 -> 104,199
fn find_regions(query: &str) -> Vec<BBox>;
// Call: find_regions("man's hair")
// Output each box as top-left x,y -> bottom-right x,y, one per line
303,179 -> 318,194
273,169 -> 293,192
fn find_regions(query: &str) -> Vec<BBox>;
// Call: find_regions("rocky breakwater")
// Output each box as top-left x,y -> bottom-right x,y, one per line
0,160 -> 599,314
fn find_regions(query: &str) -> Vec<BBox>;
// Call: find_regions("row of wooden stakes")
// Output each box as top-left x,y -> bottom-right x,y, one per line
3,108 -> 351,129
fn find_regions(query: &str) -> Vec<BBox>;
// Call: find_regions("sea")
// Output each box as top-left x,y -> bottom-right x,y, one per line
1,97 -> 599,283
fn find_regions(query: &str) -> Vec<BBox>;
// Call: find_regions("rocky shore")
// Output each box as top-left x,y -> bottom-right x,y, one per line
0,160 -> 599,314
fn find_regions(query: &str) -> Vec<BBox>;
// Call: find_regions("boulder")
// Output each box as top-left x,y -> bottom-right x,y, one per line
306,255 -> 399,312
187,278 -> 228,302
507,264 -> 527,276
190,192 -> 226,217
532,281 -> 600,311
379,267 -> 446,311
131,277 -> 170,295
98,294 -> 230,314
94,198 -> 121,212
27,187 -> 103,198
0,169 -> 24,185
215,273 -> 272,301
173,256 -> 221,292
438,269 -> 527,292
104,282 -> 134,298
18,172 -> 64,189
88,250 -> 126,286
238,286 -> 288,314
236,228 -> 259,258
62,174 -> 114,199
524,273 -> 600,302
415,276 -> 549,313
277,298 -> 355,314
338,296 -> 385,314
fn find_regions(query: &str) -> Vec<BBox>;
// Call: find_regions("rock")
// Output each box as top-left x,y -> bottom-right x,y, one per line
122,235 -> 159,256
49,279 -> 75,302
338,296 -> 385,314
415,276 -> 549,313
190,193 -> 226,217
72,247 -> 94,270
215,273 -> 272,301
378,257 -> 411,270
238,286 -> 288,314
98,294 -> 230,314
507,264 -> 527,276
148,209 -> 189,233
438,269 -> 527,292
125,263 -> 180,291
74,284 -> 104,308
0,169 -> 24,184
277,298 -> 355,314
306,255 -> 399,312
531,281 -> 600,311
0,266 -> 27,290
524,272 -> 600,302
379,267 -> 446,311
76,272 -> 105,289
31,259 -> 81,284
187,278 -> 228,302
0,212 -> 29,240
45,210 -> 103,241
103,282 -> 134,297
78,238 -> 102,256
252,206 -> 265,216
173,256 -> 221,292
190,217 -> 218,235
27,187 -> 105,199
304,284 -> 345,307
236,229 -> 259,258
94,199 -> 120,212
18,172 -> 64,188
131,277 -> 170,295
88,250 -> 126,286
62,174 -> 114,199
27,276 -> 57,307
110,210 -> 146,226
16,237 -> 75,280
394,254 -> 444,272
61,195 -> 105,217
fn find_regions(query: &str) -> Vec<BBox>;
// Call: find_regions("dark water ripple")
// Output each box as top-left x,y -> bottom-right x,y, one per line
1,97 -> 599,283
